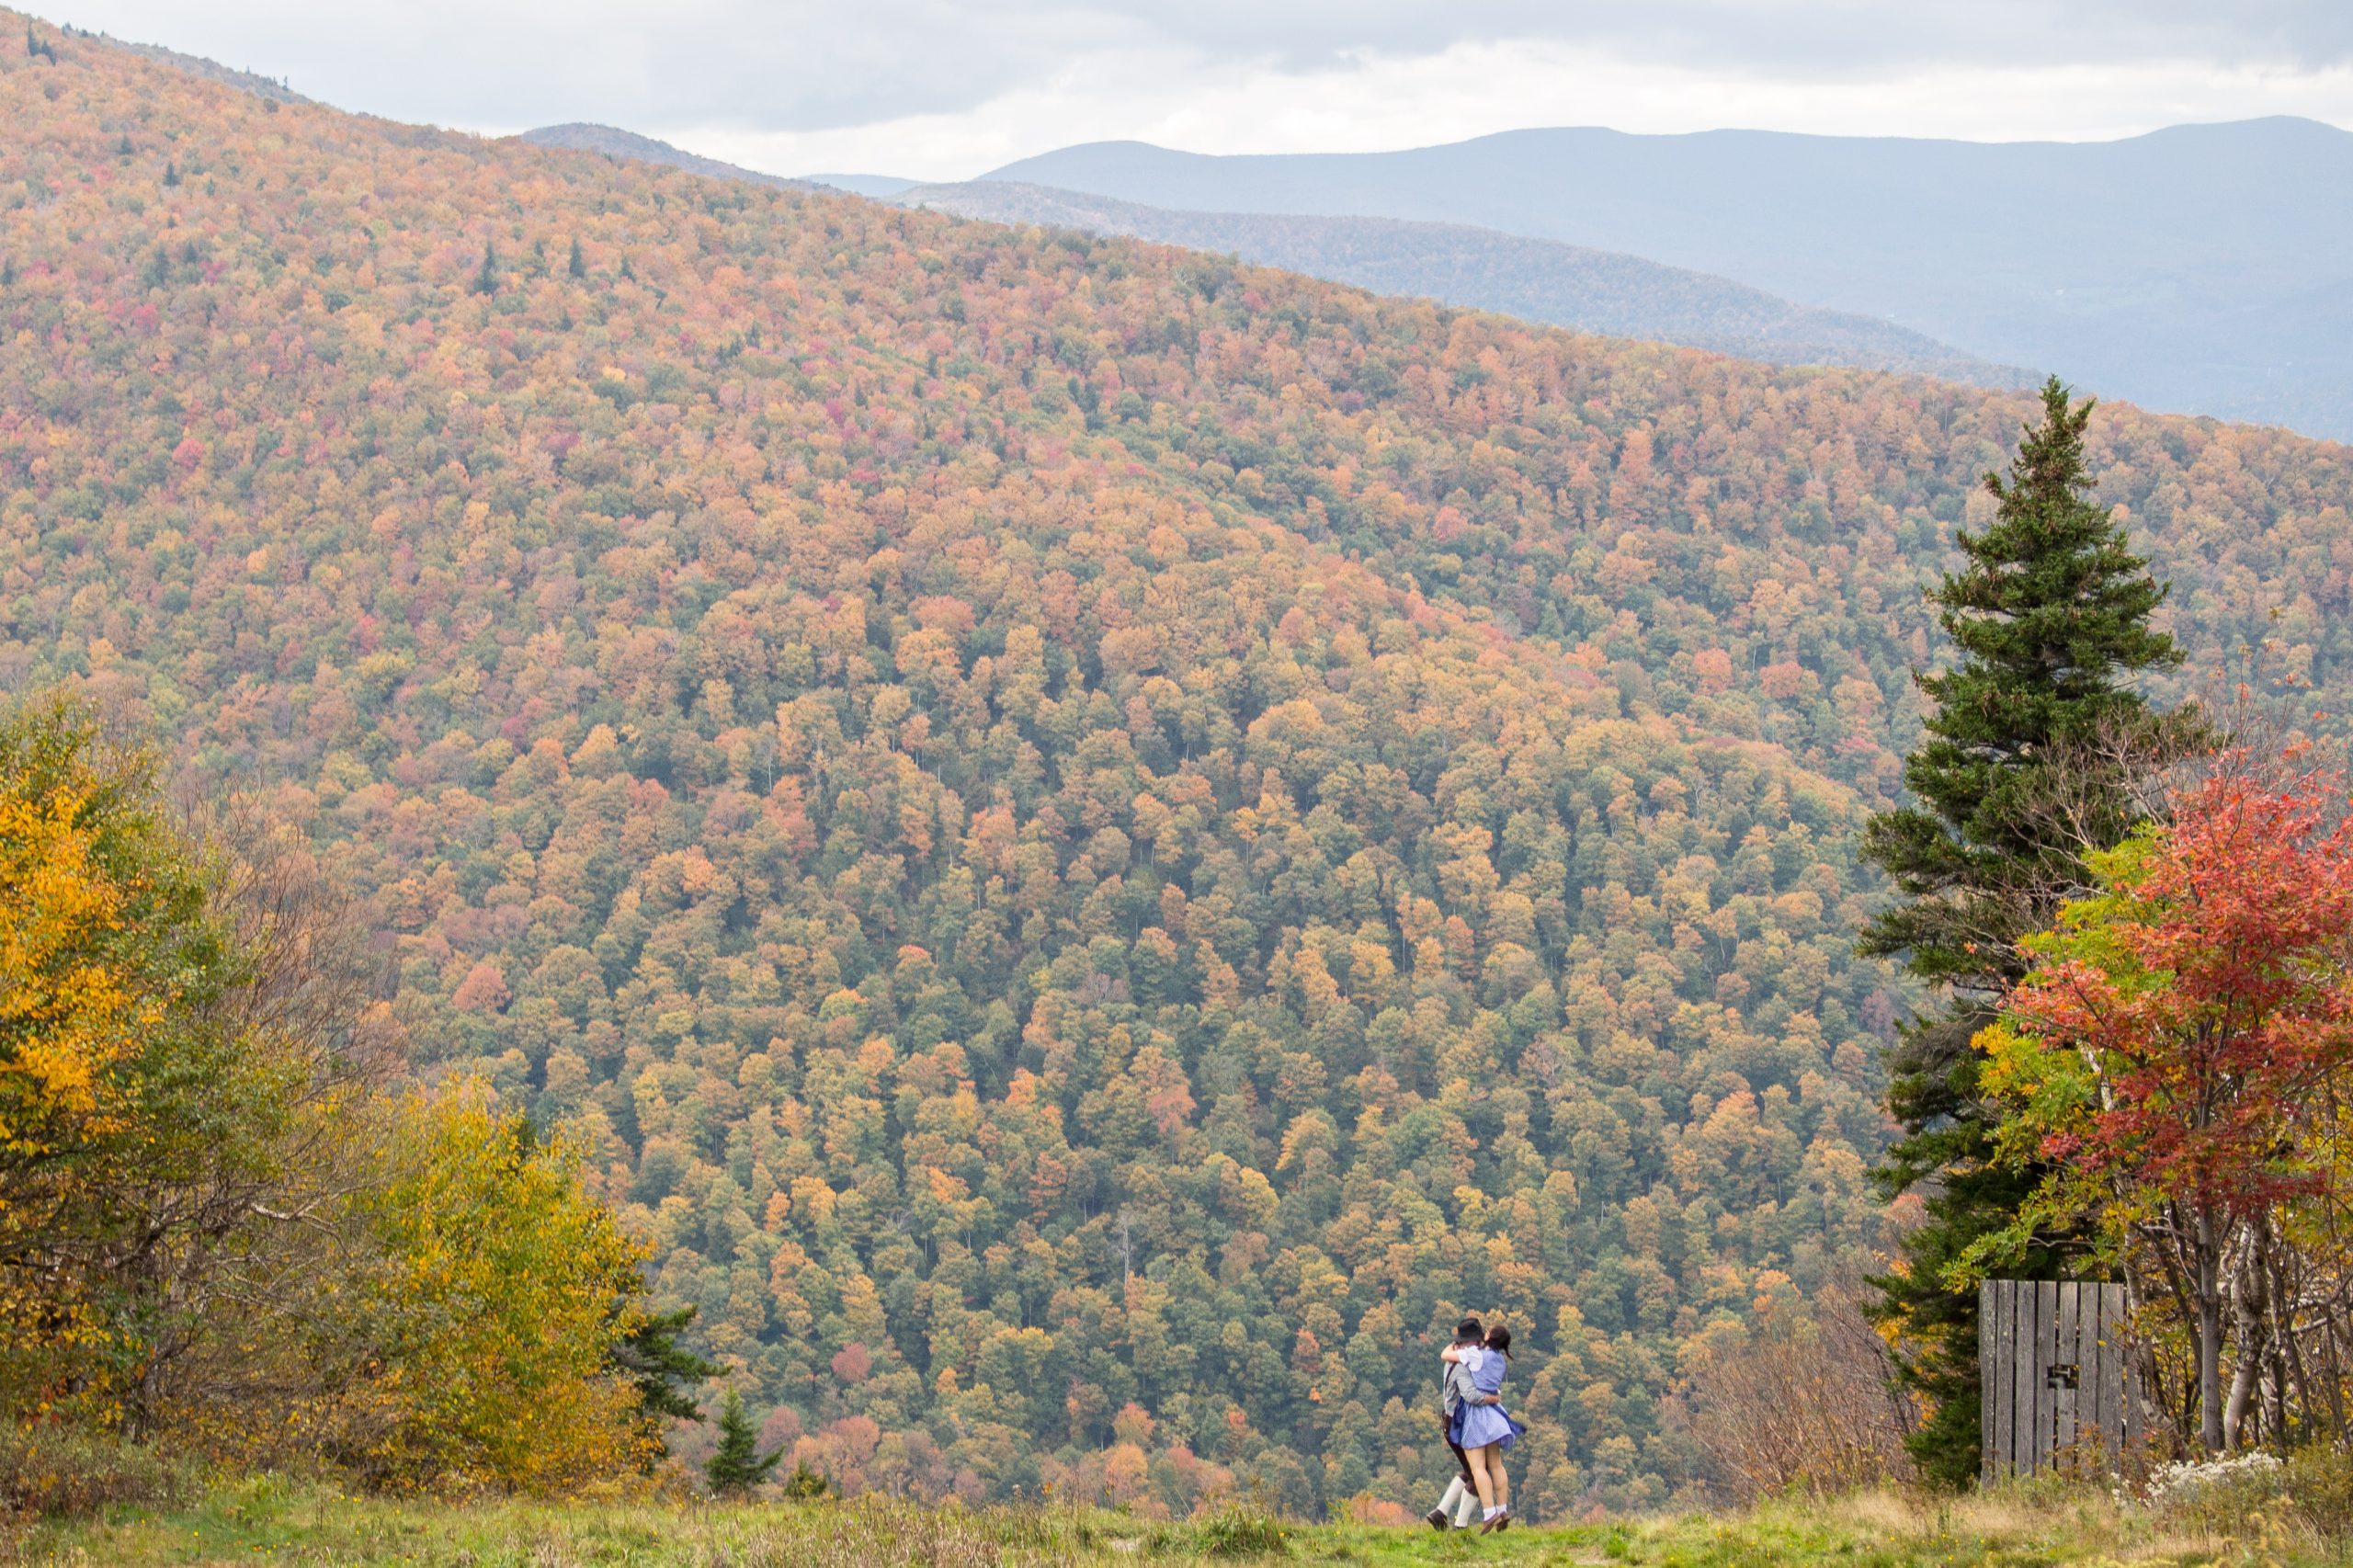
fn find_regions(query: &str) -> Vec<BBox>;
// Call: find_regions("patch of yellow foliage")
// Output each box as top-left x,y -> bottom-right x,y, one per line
0,770 -> 153,1161
0,712 -> 191,1417
330,1089 -> 657,1494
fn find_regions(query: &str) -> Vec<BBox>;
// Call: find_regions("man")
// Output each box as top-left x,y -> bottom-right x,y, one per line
1423,1317 -> 1485,1531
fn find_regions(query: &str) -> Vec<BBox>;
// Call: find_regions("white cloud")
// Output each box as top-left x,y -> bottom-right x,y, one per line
42,1 -> 2353,180
681,41 -> 2353,180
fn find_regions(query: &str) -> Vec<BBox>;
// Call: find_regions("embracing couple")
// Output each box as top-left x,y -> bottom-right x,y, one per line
1423,1315 -> 1526,1533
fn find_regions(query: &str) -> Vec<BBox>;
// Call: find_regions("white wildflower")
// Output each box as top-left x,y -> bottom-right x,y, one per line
2127,1450 -> 2284,1510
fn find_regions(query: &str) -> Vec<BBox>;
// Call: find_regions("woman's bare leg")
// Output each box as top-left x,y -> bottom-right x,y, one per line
1465,1443 -> 1496,1512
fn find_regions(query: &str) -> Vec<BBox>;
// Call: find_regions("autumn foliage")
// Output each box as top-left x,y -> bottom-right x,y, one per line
320,1091 -> 657,1493
7,15 -> 2353,1514
2006,769 -> 2353,1210
0,696 -> 212,1416
0,695 -> 659,1496
1978,753 -> 2353,1450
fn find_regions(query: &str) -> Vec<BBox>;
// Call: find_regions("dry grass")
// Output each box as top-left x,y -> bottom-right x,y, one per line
1796,1484 -> 2267,1562
12,1476 -> 2346,1566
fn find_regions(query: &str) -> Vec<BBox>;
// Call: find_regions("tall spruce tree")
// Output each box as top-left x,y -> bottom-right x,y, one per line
1861,377 -> 2190,1484
704,1387 -> 781,1495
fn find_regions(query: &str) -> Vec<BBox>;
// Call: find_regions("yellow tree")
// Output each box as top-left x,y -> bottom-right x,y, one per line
312,1088 -> 657,1494
0,696 -> 221,1417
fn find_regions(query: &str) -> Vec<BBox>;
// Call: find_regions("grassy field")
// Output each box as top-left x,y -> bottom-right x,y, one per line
5,1481 -> 2317,1568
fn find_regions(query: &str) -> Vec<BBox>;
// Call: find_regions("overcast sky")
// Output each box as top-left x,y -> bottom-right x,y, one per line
47,2 -> 2353,180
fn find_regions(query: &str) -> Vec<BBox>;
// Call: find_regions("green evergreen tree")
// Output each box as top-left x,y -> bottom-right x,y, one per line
703,1387 -> 781,1495
163,160 -> 179,187
612,1304 -> 720,1455
472,241 -> 497,297
1859,377 -> 2194,1485
779,1459 -> 831,1500
568,235 -> 586,279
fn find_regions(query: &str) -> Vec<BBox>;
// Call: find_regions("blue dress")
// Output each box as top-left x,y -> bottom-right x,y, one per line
1449,1347 -> 1528,1450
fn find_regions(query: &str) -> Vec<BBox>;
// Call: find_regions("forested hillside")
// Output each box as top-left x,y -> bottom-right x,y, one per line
891,179 -> 2027,386
6,17 -> 2353,1519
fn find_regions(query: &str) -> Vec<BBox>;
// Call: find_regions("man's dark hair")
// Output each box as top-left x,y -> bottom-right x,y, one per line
1453,1317 -> 1483,1343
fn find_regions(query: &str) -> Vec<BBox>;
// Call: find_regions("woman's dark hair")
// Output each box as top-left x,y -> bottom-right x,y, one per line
1483,1324 -> 1512,1358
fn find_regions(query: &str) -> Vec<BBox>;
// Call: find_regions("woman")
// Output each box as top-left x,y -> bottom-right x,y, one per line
1441,1323 -> 1526,1532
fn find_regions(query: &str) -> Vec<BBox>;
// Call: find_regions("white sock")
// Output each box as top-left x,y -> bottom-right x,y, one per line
1437,1477 -> 1465,1515
1483,1506 -> 1502,1520
1455,1490 -> 1480,1527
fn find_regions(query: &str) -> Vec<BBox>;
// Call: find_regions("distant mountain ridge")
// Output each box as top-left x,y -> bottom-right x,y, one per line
519,126 -> 2025,385
895,178 -> 2033,387
518,124 -> 814,190
988,119 -> 2353,441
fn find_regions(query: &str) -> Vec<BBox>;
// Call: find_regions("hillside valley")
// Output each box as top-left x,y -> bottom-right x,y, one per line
7,16 -> 2353,1519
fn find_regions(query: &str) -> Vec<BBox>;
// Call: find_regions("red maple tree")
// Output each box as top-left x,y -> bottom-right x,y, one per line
2002,753 -> 2353,1449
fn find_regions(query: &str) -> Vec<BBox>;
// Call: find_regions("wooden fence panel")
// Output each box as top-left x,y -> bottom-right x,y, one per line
2054,1284 -> 2079,1464
2035,1281 -> 2060,1472
2019,1282 -> 2043,1474
1990,1279 -> 2015,1478
2014,1280 -> 2032,1469
1980,1283 -> 1997,1482
2089,1280 -> 2108,1449
1981,1280 -> 2133,1483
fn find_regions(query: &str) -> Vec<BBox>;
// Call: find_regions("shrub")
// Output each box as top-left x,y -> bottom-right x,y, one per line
0,1426 -> 199,1520
2285,1446 -> 2353,1542
1688,1282 -> 1918,1501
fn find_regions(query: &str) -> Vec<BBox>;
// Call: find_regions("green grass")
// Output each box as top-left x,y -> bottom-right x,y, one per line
7,1479 -> 2331,1566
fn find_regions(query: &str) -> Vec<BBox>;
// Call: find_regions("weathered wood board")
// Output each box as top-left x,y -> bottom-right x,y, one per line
1981,1280 -> 2134,1481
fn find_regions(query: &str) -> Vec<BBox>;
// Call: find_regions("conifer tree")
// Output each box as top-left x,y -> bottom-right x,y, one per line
568,235 -> 586,279
1860,377 -> 2193,1483
779,1458 -> 832,1500
703,1388 -> 780,1495
613,1303 -> 719,1458
472,241 -> 497,296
